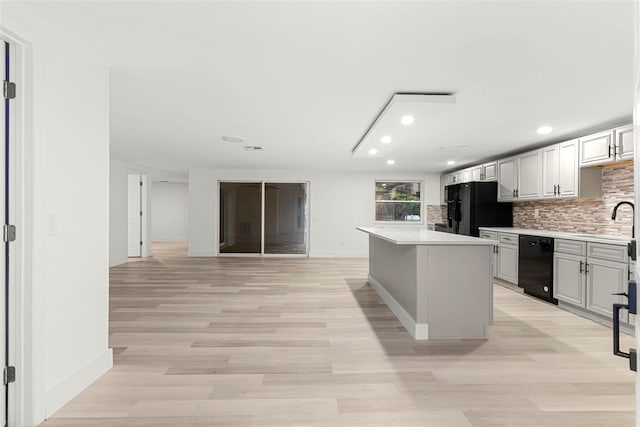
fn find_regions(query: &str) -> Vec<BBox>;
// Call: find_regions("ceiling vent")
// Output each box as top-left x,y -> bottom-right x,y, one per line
243,146 -> 263,151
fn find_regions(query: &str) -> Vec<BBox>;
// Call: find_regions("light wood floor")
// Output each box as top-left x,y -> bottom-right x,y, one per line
42,241 -> 636,426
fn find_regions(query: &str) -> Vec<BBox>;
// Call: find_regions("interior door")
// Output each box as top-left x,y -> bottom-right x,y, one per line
1,39 -> 9,426
127,174 -> 142,257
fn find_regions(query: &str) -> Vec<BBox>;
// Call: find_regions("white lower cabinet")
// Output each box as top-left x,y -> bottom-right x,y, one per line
479,230 -> 498,277
553,252 -> 586,307
553,239 -> 629,321
585,258 -> 626,318
497,241 -> 518,284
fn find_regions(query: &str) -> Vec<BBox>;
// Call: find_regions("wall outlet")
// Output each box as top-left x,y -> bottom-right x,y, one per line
534,208 -> 540,218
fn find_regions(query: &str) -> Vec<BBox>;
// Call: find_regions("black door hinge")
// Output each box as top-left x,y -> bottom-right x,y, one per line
139,181 -> 143,186
139,211 -> 143,216
3,366 -> 15,385
3,81 -> 16,100
3,224 -> 16,243
140,241 -> 143,245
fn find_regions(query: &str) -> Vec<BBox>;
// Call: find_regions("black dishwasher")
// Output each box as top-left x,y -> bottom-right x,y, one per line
518,235 -> 557,304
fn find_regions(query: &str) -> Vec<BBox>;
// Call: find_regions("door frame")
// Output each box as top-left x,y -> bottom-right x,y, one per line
126,173 -> 149,258
217,180 -> 310,257
0,27 -> 33,427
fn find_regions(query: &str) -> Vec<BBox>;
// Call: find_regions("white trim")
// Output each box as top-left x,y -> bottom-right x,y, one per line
44,349 -> 113,418
367,274 -> 429,340
0,27 -> 35,427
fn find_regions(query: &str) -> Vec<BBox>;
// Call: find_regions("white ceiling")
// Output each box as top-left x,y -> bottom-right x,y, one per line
5,1 -> 635,173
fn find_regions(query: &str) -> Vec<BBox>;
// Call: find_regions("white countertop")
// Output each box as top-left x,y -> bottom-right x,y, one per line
478,227 -> 631,246
357,226 -> 497,246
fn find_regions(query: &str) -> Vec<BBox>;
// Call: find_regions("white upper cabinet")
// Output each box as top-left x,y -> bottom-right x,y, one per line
615,124 -> 634,161
541,145 -> 559,199
470,165 -> 483,181
482,161 -> 497,181
579,126 -> 633,167
543,139 -> 580,199
497,157 -> 517,202
460,168 -> 472,183
579,130 -> 615,166
516,150 -> 541,200
557,139 -> 580,198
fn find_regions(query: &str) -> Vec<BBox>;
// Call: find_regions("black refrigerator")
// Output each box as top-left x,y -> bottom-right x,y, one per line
443,182 -> 512,237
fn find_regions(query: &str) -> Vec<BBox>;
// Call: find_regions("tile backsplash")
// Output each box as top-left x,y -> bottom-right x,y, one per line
513,164 -> 634,236
427,204 -> 447,224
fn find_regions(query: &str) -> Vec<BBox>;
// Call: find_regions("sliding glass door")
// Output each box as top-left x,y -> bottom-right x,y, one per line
219,181 -> 308,255
219,182 -> 263,254
264,183 -> 307,255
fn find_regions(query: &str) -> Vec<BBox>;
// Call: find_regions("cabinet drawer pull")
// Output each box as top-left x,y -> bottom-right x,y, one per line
579,261 -> 584,273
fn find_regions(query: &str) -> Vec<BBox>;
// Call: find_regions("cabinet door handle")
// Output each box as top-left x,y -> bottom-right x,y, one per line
585,262 -> 589,274
557,184 -> 560,194
614,143 -> 619,159
608,143 -> 613,158
579,261 -> 584,273
553,184 -> 557,195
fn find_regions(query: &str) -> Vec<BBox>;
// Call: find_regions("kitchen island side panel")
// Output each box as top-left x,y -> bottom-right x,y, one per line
369,236 -> 418,319
422,245 -> 493,338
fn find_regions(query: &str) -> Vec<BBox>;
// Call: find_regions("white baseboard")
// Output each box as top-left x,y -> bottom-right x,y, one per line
45,348 -> 113,417
309,250 -> 368,258
367,274 -> 429,340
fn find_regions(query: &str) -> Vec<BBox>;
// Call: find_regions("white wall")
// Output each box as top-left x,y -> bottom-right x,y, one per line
110,158 -> 128,266
188,168 -> 441,257
151,182 -> 188,241
0,13 -> 113,424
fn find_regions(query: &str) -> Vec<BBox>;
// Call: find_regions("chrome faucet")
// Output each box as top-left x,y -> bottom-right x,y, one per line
611,201 -> 635,238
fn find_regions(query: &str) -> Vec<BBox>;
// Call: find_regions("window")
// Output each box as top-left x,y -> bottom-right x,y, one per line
375,181 -> 422,222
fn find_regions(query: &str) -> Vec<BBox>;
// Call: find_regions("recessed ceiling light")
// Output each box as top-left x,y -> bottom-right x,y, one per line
381,136 -> 392,144
537,126 -> 553,135
401,115 -> 414,125
222,136 -> 244,143
386,160 -> 395,165
447,160 -> 456,165
368,148 -> 378,155
243,146 -> 263,151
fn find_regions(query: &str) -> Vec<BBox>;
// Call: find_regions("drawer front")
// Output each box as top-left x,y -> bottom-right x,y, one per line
587,242 -> 628,263
479,231 -> 498,240
498,232 -> 518,246
554,239 -> 586,256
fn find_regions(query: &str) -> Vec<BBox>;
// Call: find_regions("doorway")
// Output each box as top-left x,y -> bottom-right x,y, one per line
219,181 -> 308,256
127,174 -> 147,257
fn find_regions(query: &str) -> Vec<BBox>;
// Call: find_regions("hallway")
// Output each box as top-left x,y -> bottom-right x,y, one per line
42,242 -> 635,426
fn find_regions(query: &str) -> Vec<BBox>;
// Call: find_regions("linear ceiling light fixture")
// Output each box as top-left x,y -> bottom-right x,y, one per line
222,136 -> 245,143
352,92 -> 456,156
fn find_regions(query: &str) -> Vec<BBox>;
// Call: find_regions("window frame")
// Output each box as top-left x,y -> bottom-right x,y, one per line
373,179 -> 425,225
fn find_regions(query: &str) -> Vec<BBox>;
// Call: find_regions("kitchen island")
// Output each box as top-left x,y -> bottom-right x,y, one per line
357,226 -> 496,340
